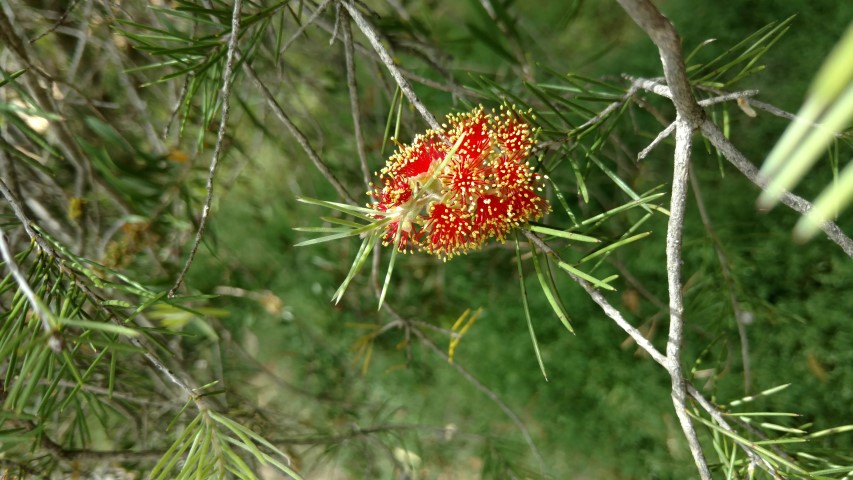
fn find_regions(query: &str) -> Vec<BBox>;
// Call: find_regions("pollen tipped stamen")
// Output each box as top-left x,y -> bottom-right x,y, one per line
368,105 -> 550,258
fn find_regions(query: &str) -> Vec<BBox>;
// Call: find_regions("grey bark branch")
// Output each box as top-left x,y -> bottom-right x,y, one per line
629,80 -> 853,257
615,0 -> 704,124
341,11 -> 373,188
665,120 -> 712,479
700,120 -> 853,258
241,61 -> 356,205
638,121 -> 675,160
523,230 -> 668,367
525,228 -> 793,478
169,0 -> 243,297
615,1 -> 710,477
341,1 -> 443,133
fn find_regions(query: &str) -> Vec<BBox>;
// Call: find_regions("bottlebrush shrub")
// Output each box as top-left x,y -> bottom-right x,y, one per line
370,105 -> 550,258
297,105 -> 555,306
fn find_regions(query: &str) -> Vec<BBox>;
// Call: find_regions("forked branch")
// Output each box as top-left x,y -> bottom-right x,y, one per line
615,1 -> 711,477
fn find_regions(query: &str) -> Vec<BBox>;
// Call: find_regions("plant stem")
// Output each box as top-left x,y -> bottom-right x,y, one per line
664,119 -> 712,480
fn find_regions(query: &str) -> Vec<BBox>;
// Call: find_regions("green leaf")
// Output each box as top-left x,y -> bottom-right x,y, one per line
808,424 -> 853,439
57,318 -> 139,337
515,234 -> 548,380
728,383 -> 791,407
332,231 -> 382,304
530,245 -> 573,333
0,68 -> 26,88
556,261 -> 616,291
579,232 -> 651,264
527,224 -> 598,243
297,197 -> 382,219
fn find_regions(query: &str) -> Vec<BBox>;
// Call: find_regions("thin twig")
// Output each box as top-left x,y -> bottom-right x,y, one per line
169,0 -> 243,297
0,224 -> 62,352
628,79 -> 853,257
638,120 -> 675,160
341,10 -> 372,188
700,120 -> 853,258
0,5 -> 96,246
341,1 -> 442,132
664,119 -> 711,480
697,89 -> 759,106
241,61 -> 356,204
408,324 -> 546,472
630,76 -> 672,99
310,9 -> 474,100
0,177 -> 43,245
164,73 -> 192,139
696,85 -> 851,138
271,423 -> 447,446
589,84 -> 640,128
687,385 -> 779,476
2,176 -> 208,411
689,170 -> 752,393
40,433 -> 163,463
522,230 -> 668,367
278,0 -> 334,55
28,0 -> 83,44
632,87 -> 756,162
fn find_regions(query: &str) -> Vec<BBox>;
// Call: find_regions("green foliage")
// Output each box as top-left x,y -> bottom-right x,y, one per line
759,23 -> 853,238
0,0 -> 851,478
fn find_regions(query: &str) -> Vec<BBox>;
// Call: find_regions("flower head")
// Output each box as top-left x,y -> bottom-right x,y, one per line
369,105 -> 549,259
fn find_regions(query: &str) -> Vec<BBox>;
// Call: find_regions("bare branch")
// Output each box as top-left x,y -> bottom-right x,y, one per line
689,171 -> 752,393
241,61 -> 357,205
698,89 -> 759,106
342,10 -> 373,188
279,0 -> 334,55
615,0 -> 704,124
664,119 -> 711,480
169,0 -> 244,297
638,120 -> 675,160
341,1 -> 442,132
630,78 -> 853,257
522,230 -> 668,367
700,120 -> 853,258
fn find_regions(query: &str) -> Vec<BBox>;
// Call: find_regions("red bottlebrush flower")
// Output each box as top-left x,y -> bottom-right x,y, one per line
424,203 -> 474,257
492,108 -> 534,157
441,149 -> 490,202
383,216 -> 422,251
368,105 -> 549,258
473,194 -> 513,241
369,176 -> 412,209
388,131 -> 447,180
446,108 -> 492,161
